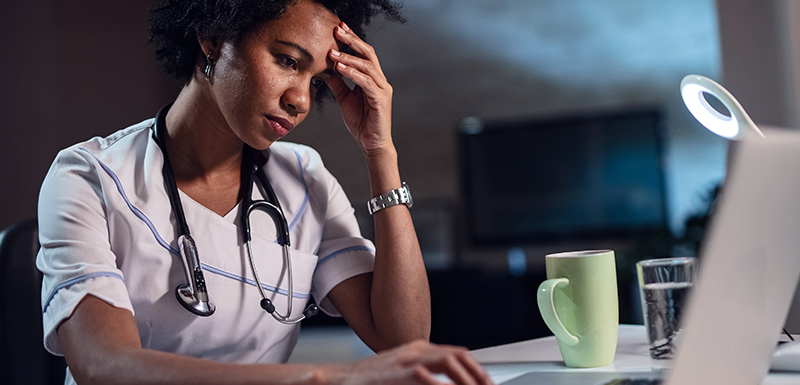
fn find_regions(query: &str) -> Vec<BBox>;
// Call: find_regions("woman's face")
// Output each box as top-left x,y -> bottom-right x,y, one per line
211,0 -> 341,149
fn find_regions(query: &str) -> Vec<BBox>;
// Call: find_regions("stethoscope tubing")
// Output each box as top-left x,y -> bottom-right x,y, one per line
243,159 -> 317,323
154,103 -> 316,323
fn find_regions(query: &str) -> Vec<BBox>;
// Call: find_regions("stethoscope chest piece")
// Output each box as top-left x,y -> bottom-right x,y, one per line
175,234 -> 216,316
176,284 -> 216,316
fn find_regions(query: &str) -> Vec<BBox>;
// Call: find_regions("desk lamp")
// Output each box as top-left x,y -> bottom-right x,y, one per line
680,74 -> 765,140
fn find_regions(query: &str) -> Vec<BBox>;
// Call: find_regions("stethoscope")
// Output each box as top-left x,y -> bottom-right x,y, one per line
154,103 -> 318,324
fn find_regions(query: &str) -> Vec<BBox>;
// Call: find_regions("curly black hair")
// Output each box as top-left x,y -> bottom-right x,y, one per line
148,0 -> 404,81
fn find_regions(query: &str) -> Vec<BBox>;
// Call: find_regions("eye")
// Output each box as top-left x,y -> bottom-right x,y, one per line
280,55 -> 297,68
311,78 -> 326,89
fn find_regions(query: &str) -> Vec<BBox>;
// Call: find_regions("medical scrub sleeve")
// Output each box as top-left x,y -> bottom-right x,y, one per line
36,146 -> 135,356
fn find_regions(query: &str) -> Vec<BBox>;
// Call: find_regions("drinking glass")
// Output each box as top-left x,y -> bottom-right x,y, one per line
636,257 -> 697,370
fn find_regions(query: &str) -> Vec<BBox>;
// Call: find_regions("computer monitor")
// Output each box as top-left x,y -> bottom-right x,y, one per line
459,108 -> 669,246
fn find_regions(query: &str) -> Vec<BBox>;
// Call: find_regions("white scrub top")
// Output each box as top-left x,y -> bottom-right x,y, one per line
36,119 -> 376,382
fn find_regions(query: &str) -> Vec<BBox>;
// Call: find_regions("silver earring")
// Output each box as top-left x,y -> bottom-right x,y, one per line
204,51 -> 215,83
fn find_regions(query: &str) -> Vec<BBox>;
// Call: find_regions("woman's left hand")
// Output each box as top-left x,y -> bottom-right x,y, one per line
326,22 -> 394,154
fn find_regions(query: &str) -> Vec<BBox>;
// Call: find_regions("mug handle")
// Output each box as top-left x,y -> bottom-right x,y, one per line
537,278 -> 579,347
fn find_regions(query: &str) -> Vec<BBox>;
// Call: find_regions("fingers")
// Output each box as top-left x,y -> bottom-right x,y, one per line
430,348 -> 493,385
329,23 -> 390,103
461,351 -> 494,385
325,71 -> 350,103
330,24 -> 385,82
342,341 -> 494,385
401,342 -> 495,385
429,346 -> 493,385
431,351 -> 480,385
411,365 -> 452,385
333,58 -> 382,96
330,49 -> 384,89
333,23 -> 383,76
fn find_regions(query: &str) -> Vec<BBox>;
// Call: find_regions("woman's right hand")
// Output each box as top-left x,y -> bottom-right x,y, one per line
327,340 -> 494,385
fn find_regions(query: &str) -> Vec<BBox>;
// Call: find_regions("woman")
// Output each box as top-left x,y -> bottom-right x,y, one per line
36,0 -> 493,383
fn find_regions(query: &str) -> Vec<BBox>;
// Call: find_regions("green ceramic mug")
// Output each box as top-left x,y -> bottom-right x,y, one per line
537,250 -> 619,368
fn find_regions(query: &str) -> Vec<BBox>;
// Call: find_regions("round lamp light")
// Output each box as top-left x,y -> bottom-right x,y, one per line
680,74 -> 764,140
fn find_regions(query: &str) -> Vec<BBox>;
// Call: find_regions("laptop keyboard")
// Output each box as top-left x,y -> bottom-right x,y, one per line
603,379 -> 662,385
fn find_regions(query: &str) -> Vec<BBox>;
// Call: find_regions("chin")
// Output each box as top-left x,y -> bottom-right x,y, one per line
250,139 -> 277,151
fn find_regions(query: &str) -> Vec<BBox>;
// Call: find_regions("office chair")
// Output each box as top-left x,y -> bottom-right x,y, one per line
0,218 -> 67,384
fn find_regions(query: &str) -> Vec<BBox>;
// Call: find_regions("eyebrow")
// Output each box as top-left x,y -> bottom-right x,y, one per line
275,40 -> 334,76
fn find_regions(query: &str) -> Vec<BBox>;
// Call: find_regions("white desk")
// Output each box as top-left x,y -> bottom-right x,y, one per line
470,324 -> 800,384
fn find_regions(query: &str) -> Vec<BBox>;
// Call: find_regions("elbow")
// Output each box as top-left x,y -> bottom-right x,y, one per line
390,307 -> 432,345
405,307 -> 432,342
69,364 -> 105,385
373,320 -> 431,351
399,318 -> 431,343
409,322 -> 432,344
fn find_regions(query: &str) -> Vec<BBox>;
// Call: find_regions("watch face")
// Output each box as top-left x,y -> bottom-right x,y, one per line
402,182 -> 413,208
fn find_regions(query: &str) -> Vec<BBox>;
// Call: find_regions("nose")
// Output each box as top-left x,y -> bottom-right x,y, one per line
281,81 -> 310,116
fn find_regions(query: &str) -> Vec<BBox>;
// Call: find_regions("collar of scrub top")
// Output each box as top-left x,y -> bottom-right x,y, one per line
680,74 -> 765,140
153,103 -> 318,323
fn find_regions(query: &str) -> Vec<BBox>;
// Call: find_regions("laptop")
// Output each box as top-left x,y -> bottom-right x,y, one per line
503,128 -> 800,385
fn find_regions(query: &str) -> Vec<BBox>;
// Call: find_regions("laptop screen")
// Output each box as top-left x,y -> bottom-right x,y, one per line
666,129 -> 800,384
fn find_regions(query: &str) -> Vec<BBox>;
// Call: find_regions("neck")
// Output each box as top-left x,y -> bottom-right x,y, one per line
164,80 -> 243,184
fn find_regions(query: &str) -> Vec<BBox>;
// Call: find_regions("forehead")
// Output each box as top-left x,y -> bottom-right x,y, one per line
254,0 -> 342,54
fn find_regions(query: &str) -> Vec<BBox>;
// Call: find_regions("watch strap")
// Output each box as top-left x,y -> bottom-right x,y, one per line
367,182 -> 413,215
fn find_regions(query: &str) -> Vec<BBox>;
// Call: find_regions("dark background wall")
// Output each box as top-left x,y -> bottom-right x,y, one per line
1,0 -> 183,233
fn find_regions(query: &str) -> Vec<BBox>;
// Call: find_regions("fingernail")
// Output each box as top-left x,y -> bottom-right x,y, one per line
338,26 -> 347,35
337,62 -> 346,70
331,49 -> 340,57
341,22 -> 350,31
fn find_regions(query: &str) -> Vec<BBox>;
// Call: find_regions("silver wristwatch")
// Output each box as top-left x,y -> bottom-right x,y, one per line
367,182 -> 413,215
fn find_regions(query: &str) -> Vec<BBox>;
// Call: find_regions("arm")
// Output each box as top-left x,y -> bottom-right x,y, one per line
58,295 -> 324,385
60,295 -> 489,385
324,21 -> 430,351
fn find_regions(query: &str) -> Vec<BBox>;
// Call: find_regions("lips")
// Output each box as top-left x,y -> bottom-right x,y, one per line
266,115 -> 294,136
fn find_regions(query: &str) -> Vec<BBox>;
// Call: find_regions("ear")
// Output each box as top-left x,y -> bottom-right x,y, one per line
197,34 -> 220,58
